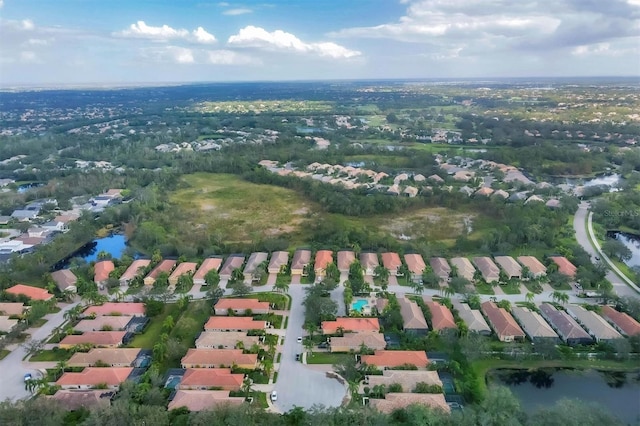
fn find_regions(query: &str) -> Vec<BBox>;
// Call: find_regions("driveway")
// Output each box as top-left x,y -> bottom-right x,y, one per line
0,302 -> 80,401
271,286 -> 345,412
290,275 -> 301,285
573,202 -> 638,298
266,274 -> 277,286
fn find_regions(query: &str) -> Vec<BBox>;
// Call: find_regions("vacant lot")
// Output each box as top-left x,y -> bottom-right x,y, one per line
170,173 -> 314,244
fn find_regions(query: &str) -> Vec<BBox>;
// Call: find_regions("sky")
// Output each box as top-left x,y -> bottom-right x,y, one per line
1,0 -> 639,85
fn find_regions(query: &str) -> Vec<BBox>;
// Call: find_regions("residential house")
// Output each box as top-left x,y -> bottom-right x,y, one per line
492,189 -> 509,200
365,370 -> 443,391
404,254 -> 426,283
403,186 -> 419,198
329,332 -> 386,353
424,300 -> 457,331
5,284 -> 53,301
49,390 -> 113,411
67,348 -> 142,368
314,250 -> 333,279
0,302 -> 26,317
566,305 -> 623,343
600,305 -> 640,337
538,303 -> 592,345
481,302 -> 525,342
511,307 -> 559,342
179,368 -> 244,391
381,252 -> 402,276
267,251 -> 289,274
517,256 -> 547,278
56,367 -> 133,389
168,262 -> 198,286
361,350 -> 429,369
119,259 -> 151,286
193,258 -> 223,285
321,318 -> 380,335
181,349 -> 258,369
449,257 -> 476,281
429,258 -> 451,282
195,331 -> 261,350
397,297 -> 429,335
290,250 -> 312,276
51,269 -> 78,293
213,298 -> 270,315
168,390 -> 244,411
83,303 -> 145,317
375,298 -> 389,314
143,260 -> 176,286
428,174 -> 445,184
11,210 -> 38,222
243,252 -> 268,283
219,256 -> 245,280
337,250 -> 356,273
0,316 -> 19,333
94,261 -> 115,286
59,331 -> 128,349
452,302 -> 491,335
473,257 -> 500,283
370,393 -> 450,414
549,256 -> 577,278
360,253 -> 379,276
494,256 -> 522,280
74,316 -> 132,333
204,317 -> 267,332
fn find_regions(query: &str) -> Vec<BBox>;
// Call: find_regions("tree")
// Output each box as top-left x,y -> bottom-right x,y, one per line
206,286 -> 224,304
497,299 -> 511,311
204,269 -> 220,287
551,291 -> 569,305
230,268 -> 244,284
162,315 -> 175,333
450,276 -> 470,293
274,278 -> 289,294
241,377 -> 254,400
525,292 -> 535,304
374,265 -> 389,289
324,262 -> 340,284
411,280 -> 425,295
229,281 -> 252,296
601,238 -> 632,262
22,338 -> 45,357
343,285 -> 353,309
421,272 -> 440,289
464,292 -> 481,310
175,273 -> 193,293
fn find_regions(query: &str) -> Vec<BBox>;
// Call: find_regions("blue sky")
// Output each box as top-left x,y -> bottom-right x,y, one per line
1,0 -> 639,85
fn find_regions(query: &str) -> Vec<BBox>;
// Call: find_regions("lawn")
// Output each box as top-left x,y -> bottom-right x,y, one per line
129,304 -> 181,349
169,173 -> 315,245
0,349 -> 9,360
306,352 -> 351,365
30,318 -> 48,328
523,281 -> 544,294
475,283 -> 495,295
500,282 -> 523,295
30,348 -> 72,362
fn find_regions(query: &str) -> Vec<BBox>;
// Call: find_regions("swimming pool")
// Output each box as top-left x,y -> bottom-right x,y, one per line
351,299 -> 368,312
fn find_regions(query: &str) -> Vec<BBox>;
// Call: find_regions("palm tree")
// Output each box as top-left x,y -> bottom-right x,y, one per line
411,280 -> 425,295
443,286 -> 454,298
551,290 -> 564,305
274,279 -> 289,294
555,291 -> 569,305
374,265 -> 389,289
525,292 -> 535,304
162,315 -> 175,332
55,360 -> 68,379
347,380 -> 360,397
113,288 -> 125,302
241,377 -> 254,399
231,268 -> 244,284
261,358 -> 274,378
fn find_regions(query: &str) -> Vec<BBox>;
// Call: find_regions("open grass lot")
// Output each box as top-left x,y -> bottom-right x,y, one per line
170,173 -> 314,245
129,304 -> 181,349
306,352 -> 351,365
30,348 -> 72,362
0,349 -> 9,360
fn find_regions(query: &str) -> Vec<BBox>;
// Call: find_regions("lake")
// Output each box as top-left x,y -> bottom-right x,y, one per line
555,173 -> 623,192
493,369 -> 640,425
71,234 -> 129,263
610,232 -> 640,269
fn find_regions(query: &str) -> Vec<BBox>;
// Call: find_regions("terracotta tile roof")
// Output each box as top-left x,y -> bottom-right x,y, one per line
181,349 -> 258,368
397,297 -> 429,330
169,262 -> 198,282
68,348 -> 141,367
600,306 -> 640,337
193,258 -> 223,282
517,256 -> 547,277
370,393 -> 450,414
337,251 -> 355,271
425,300 -> 457,331
375,298 -> 389,313
204,316 -> 267,331
429,257 -> 450,279
6,284 -> 53,301
268,251 -> 289,272
180,368 -> 244,390
403,254 -> 426,276
119,259 -> 151,282
0,302 -> 26,316
49,390 -> 112,410
361,350 -> 429,369
56,367 -> 133,387
219,256 -> 245,277
472,257 -> 500,282
94,261 -> 115,283
481,302 -> 525,340
360,252 -> 380,272
381,252 -> 402,271
366,370 -> 443,391
449,257 -> 475,281
168,390 -> 244,411
145,259 -> 177,280
291,250 -> 311,271
549,256 -> 577,277
74,316 -> 131,332
494,256 -> 522,278
195,331 -> 260,349
329,332 -> 386,352
321,317 -> 380,334
314,250 -> 333,271
214,299 -> 270,313
51,269 -> 77,291
59,331 -> 127,347
83,303 -> 145,317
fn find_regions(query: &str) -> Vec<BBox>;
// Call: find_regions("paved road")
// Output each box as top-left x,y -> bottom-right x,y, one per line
0,302 -> 79,402
271,285 -> 345,412
573,201 -> 638,298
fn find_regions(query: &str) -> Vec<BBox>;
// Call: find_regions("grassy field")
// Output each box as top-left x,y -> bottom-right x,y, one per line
170,173 -> 314,245
0,350 -> 9,360
306,352 -> 351,365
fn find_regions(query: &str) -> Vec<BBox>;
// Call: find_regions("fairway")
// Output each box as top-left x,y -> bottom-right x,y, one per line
171,173 -> 313,244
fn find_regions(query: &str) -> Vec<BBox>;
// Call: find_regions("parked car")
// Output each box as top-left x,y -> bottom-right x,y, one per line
24,373 -> 32,382
296,337 -> 303,343
317,342 -> 328,349
295,353 -> 300,361
270,391 -> 278,402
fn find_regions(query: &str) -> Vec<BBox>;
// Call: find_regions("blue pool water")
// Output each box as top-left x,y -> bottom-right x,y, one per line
351,299 -> 368,312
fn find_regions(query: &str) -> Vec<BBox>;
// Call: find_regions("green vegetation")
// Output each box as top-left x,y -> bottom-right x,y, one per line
29,348 -> 72,362
129,303 -> 181,349
0,349 -> 9,360
306,352 -> 351,365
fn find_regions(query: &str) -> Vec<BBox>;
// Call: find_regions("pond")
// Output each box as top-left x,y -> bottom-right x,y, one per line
609,232 -> 640,269
492,368 -> 640,425
555,173 -> 623,192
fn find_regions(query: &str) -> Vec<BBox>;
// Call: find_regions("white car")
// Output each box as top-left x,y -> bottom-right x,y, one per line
270,391 -> 278,402
297,337 -> 303,343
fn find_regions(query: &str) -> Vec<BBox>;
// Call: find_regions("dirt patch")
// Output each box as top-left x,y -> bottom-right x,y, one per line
292,207 -> 309,215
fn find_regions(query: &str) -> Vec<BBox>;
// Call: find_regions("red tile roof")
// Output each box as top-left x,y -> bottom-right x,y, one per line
83,303 -> 145,317
337,251 -> 355,271
321,317 -> 380,334
314,250 -> 333,271
381,252 -> 402,270
59,331 -> 127,347
180,368 -> 244,390
204,316 -> 267,330
6,284 -> 53,301
146,259 -> 177,280
361,350 -> 429,368
404,254 -> 426,275
168,390 -> 244,411
549,256 -> 577,277
94,261 -> 115,283
214,298 -> 270,312
481,301 -> 525,340
181,349 -> 258,368
425,300 -> 457,331
119,259 -> 151,282
193,258 -> 223,281
56,367 -> 133,387
601,305 -> 640,337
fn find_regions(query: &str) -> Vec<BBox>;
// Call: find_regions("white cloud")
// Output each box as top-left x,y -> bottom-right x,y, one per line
0,1 -> 4,9
207,49 -> 256,65
223,8 -> 253,16
115,21 -> 216,44
168,46 -> 195,63
20,51 -> 39,63
22,19 -> 35,31
228,25 -> 361,58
